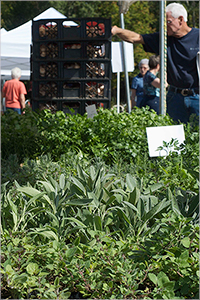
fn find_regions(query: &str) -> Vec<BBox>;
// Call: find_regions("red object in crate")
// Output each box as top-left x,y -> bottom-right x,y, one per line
86,21 -> 105,36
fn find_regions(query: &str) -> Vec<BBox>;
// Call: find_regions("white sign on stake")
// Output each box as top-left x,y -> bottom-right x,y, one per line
146,124 -> 185,157
86,104 -> 97,119
111,42 -> 134,73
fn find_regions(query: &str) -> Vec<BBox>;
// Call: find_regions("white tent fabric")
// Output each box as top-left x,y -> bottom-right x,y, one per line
1,7 -> 76,80
1,28 -> 8,35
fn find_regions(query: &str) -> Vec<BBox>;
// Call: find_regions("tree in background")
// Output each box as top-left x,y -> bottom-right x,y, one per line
1,1 -> 50,30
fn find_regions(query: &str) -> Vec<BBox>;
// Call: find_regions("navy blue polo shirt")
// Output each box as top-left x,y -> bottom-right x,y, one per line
142,28 -> 199,89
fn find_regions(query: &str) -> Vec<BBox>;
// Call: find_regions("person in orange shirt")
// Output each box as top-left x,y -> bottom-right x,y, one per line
2,67 -> 27,115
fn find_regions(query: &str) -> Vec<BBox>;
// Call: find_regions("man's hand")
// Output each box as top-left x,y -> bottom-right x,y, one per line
111,25 -> 120,36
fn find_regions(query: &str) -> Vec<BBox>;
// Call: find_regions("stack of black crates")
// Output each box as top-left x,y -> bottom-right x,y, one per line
31,18 -> 112,115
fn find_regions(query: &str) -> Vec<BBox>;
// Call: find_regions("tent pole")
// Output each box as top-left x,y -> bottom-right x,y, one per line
120,13 -> 131,113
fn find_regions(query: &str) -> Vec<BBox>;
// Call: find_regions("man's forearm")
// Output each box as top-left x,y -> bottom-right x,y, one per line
111,26 -> 144,44
19,94 -> 26,110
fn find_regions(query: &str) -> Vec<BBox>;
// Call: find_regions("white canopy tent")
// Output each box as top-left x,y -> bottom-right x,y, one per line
1,7 -> 77,80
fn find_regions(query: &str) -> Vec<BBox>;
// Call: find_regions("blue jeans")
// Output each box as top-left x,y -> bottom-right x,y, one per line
141,95 -> 160,114
166,91 -> 199,123
6,107 -> 21,115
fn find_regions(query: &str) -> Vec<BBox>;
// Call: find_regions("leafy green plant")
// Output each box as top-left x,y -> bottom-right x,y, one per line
1,211 -> 199,299
1,107 -> 199,299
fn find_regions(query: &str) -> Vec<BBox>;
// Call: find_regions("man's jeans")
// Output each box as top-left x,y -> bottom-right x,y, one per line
166,90 -> 199,123
6,107 -> 21,115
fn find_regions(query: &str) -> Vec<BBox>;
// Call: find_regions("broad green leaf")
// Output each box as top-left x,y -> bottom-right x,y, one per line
25,191 -> 47,209
187,194 -> 199,216
163,281 -> 175,290
29,229 -> 59,241
7,193 -> 18,229
66,217 -> 87,228
71,177 -> 86,193
48,176 -> 59,190
148,273 -> 157,286
167,187 -> 180,214
59,174 -> 66,190
13,273 -> 28,284
144,182 -> 163,194
17,186 -> 56,213
178,250 -> 190,267
126,174 -> 137,191
73,236 -> 80,246
38,180 -> 56,194
181,237 -> 190,248
60,291 -> 71,299
26,263 -> 39,275
137,198 -> 145,219
157,271 -> 170,288
5,264 -> 15,276
123,201 -> 138,213
92,166 -> 103,190
89,165 -> 96,181
105,195 -> 117,207
115,206 -> 131,225
104,214 -> 113,226
54,276 -> 60,287
65,247 -> 77,258
67,198 -> 93,206
129,187 -> 140,206
111,189 -> 128,197
142,200 -> 170,222
77,164 -> 87,181
93,215 -> 102,231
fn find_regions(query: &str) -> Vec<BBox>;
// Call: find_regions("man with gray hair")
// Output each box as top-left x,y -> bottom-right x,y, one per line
131,58 -> 149,108
2,67 -> 27,114
112,2 -> 199,123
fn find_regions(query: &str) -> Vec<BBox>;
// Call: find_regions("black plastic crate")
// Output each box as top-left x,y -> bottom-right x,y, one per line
84,61 -> 111,79
62,81 -> 82,98
32,18 -> 111,41
61,18 -> 111,40
32,42 -> 61,59
32,100 -> 61,113
32,20 -> 59,40
62,62 -> 83,79
84,18 -> 111,40
62,19 -> 82,39
63,42 -> 83,58
84,80 -> 110,99
32,81 -> 59,99
32,61 -> 60,79
85,40 -> 111,59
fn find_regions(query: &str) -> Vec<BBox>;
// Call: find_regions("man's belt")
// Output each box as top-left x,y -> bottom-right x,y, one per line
169,86 -> 199,96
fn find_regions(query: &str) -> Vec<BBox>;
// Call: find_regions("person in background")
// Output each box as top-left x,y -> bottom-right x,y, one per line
2,67 -> 27,115
112,2 -> 199,123
130,58 -> 149,109
141,55 -> 164,114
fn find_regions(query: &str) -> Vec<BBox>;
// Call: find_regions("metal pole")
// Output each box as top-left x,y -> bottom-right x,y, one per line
159,1 -> 167,115
117,72 -> 120,113
120,13 -> 131,113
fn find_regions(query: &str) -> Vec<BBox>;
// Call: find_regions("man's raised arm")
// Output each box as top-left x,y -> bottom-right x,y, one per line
111,25 -> 144,44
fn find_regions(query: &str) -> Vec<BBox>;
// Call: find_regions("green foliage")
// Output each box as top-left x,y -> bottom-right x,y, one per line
1,108 -> 40,162
2,107 -> 199,194
1,211 -> 199,299
1,105 -> 199,299
1,107 -> 174,163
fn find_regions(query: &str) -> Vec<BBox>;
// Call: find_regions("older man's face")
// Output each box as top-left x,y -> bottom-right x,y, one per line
166,12 -> 182,36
